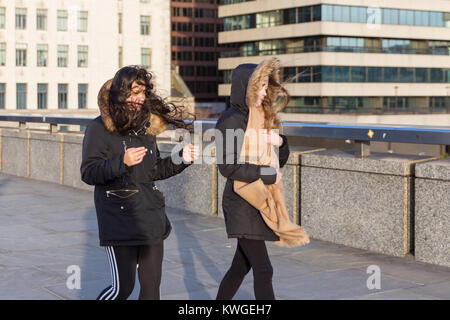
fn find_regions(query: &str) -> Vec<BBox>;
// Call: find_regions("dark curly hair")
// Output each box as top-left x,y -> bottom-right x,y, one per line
108,65 -> 194,135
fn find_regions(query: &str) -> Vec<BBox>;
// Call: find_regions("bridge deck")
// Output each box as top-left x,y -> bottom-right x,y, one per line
0,173 -> 449,300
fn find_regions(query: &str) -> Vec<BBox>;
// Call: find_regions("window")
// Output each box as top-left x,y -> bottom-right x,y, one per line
298,7 -> 311,23
0,43 -> 5,66
36,9 -> 47,30
58,84 -> 68,109
256,10 -> 282,28
0,8 -> 5,29
118,46 -> 123,68
16,44 -> 27,66
430,11 -> 444,27
335,66 -> 350,82
400,68 -> 414,82
399,10 -> 414,26
445,13 -> 450,27
283,67 -> 297,83
445,69 -> 450,83
57,10 -> 68,31
368,67 -> 382,82
118,13 -> 122,34
141,48 -> 151,68
16,83 -> 27,109
78,84 -> 87,109
327,37 -> 340,48
57,45 -> 68,67
312,5 -> 321,21
284,8 -> 297,24
350,6 -> 366,23
321,66 -> 333,82
430,69 -> 443,82
37,84 -> 47,109
415,68 -> 429,82
351,66 -> 366,82
78,11 -> 88,32
334,6 -> 350,22
37,44 -> 48,67
298,66 -> 311,83
415,11 -> 429,27
16,8 -> 27,29
140,16 -> 150,35
383,9 -> 399,25
321,5 -> 333,21
384,67 -> 399,82
77,45 -> 88,67
0,83 -> 5,109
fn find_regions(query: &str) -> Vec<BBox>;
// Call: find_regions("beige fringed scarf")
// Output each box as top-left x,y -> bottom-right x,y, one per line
233,60 -> 309,248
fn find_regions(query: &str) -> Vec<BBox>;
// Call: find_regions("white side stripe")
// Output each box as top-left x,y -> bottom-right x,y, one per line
99,246 -> 120,300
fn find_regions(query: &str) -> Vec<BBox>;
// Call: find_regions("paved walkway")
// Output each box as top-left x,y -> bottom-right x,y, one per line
0,173 -> 449,300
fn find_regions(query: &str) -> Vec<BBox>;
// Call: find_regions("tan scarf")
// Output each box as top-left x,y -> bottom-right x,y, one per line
233,105 -> 310,247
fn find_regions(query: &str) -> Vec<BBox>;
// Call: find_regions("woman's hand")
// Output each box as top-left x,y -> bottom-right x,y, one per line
123,147 -> 147,167
183,144 -> 200,162
262,130 -> 283,147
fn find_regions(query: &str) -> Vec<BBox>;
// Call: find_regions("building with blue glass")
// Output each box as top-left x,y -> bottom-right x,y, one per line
218,0 -> 450,114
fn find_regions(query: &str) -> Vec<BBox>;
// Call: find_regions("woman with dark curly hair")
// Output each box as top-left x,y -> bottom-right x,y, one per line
81,65 -> 199,300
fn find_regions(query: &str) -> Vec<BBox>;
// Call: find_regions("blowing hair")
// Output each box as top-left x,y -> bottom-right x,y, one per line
108,65 -> 194,135
260,75 -> 290,131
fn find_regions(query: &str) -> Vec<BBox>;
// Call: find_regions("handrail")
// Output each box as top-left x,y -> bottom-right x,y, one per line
1,114 -> 449,157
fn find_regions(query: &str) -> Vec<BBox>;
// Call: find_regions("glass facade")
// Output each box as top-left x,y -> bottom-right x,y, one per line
223,66 -> 450,84
283,96 -> 450,114
224,4 -> 450,31
221,36 -> 450,58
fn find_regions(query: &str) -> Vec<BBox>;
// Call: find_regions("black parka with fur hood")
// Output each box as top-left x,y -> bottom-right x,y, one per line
215,59 -> 290,241
81,80 -> 191,246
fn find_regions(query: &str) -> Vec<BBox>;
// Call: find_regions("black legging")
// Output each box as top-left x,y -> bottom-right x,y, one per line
216,238 -> 275,300
96,242 -> 163,300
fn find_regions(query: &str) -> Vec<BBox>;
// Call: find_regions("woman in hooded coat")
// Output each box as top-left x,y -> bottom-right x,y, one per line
81,65 -> 199,300
215,58 -> 291,300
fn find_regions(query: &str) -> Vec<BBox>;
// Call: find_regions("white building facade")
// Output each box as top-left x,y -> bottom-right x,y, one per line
0,0 -> 171,112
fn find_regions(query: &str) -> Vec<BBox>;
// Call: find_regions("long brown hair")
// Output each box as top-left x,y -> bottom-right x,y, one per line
261,76 -> 290,130
108,65 -> 194,135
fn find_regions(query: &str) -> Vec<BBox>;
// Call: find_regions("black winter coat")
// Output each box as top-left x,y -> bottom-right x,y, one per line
81,81 -> 191,246
216,63 -> 290,241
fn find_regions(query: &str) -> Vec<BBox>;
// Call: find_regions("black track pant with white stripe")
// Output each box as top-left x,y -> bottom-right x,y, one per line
97,242 -> 164,300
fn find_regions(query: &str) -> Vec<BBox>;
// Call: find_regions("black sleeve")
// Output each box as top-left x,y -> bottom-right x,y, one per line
278,134 -> 290,168
215,113 -> 277,185
152,143 -> 191,181
80,121 -> 129,186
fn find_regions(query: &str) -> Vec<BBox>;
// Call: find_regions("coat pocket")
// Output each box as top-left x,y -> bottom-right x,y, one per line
102,189 -> 141,215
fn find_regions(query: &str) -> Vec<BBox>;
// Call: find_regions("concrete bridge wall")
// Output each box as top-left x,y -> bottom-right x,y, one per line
0,127 -> 448,268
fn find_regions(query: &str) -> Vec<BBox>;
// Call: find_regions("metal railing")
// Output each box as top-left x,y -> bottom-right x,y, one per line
1,114 -> 449,158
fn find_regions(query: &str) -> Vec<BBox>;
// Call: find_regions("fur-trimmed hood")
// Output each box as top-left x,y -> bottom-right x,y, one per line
229,58 -> 281,115
97,79 -> 168,136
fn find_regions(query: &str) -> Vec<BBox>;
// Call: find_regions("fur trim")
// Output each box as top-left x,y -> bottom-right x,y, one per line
97,79 -> 168,136
245,58 -> 281,111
